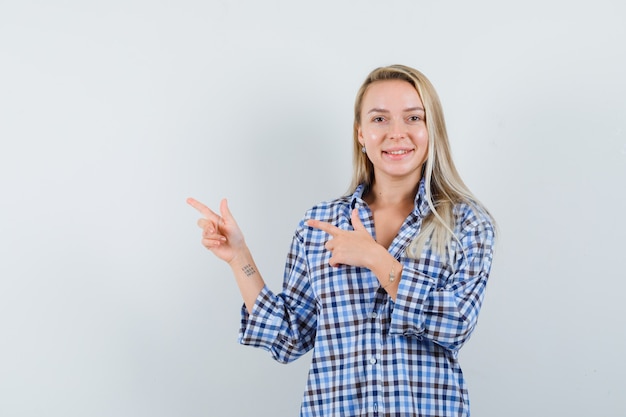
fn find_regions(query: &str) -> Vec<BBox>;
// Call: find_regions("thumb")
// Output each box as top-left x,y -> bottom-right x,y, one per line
351,208 -> 365,231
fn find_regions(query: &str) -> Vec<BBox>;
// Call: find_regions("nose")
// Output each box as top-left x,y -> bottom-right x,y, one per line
388,119 -> 407,140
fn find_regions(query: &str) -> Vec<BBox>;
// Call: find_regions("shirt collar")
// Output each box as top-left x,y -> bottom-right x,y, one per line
350,177 -> 430,218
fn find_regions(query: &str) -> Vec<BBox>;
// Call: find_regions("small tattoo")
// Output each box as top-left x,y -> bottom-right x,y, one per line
242,264 -> 256,277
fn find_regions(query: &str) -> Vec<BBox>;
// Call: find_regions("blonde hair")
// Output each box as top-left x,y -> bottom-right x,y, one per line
349,64 -> 494,259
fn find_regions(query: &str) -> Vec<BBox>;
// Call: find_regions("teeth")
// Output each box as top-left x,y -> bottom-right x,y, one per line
387,150 -> 409,155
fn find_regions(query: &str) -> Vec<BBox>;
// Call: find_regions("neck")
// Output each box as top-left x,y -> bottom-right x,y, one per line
365,175 -> 420,207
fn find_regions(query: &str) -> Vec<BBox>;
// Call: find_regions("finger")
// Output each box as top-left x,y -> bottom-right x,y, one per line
306,219 -> 340,236
202,226 -> 227,239
350,209 -> 365,231
198,218 -> 216,233
201,222 -> 225,238
219,198 -> 236,224
328,255 -> 340,268
201,236 -> 226,248
187,197 -> 218,219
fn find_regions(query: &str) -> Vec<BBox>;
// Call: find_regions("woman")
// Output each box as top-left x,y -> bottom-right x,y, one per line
188,64 -> 496,416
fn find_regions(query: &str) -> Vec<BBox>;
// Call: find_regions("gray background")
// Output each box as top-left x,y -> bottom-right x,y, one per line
1,1 -> 625,416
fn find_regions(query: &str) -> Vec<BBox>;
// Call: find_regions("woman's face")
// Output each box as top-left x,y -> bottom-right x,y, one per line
358,79 -> 429,184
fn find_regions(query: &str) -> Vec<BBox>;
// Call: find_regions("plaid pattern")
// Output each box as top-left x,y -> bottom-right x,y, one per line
239,180 -> 495,416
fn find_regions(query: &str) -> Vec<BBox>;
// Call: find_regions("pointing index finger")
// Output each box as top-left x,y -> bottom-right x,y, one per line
187,197 -> 217,219
306,219 -> 340,236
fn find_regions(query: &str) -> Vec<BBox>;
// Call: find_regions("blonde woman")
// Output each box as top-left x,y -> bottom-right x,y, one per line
188,64 -> 496,416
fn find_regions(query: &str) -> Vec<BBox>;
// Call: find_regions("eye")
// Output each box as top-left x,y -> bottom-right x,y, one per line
372,116 -> 385,123
408,115 -> 422,122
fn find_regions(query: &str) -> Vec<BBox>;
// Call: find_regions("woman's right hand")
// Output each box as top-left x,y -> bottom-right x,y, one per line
187,197 -> 246,265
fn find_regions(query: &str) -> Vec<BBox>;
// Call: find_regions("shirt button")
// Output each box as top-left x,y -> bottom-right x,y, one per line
369,357 -> 377,365
370,312 -> 378,319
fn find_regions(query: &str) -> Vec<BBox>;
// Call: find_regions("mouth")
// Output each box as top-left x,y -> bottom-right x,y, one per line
382,148 -> 415,159
384,149 -> 412,155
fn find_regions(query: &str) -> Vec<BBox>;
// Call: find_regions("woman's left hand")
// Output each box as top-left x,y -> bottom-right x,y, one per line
306,209 -> 383,268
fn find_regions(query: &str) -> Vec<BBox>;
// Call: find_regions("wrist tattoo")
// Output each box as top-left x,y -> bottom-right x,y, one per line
242,264 -> 256,277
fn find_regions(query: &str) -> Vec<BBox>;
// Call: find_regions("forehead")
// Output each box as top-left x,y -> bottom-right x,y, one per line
361,79 -> 423,109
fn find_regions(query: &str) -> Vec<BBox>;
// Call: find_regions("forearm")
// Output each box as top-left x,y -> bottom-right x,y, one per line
228,247 -> 266,314
390,270 -> 487,351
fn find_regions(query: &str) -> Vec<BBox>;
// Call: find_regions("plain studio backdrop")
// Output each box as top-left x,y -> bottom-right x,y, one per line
1,1 -> 625,416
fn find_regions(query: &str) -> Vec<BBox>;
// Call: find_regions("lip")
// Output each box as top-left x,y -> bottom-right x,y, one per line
382,148 -> 415,159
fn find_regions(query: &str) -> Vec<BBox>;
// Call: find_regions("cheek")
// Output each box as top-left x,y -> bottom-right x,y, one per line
362,129 -> 384,143
417,127 -> 429,146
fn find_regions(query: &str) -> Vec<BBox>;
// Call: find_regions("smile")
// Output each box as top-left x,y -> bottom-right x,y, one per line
385,150 -> 411,155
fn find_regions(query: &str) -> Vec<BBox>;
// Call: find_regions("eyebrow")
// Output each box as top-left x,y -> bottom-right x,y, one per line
367,106 -> 425,114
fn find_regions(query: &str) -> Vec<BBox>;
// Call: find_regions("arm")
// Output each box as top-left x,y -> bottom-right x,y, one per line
187,197 -> 264,313
389,214 -> 496,352
239,231 -> 318,363
306,208 -> 403,299
188,198 -> 317,363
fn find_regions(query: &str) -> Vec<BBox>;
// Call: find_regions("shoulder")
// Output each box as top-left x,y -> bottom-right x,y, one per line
292,195 -> 352,243
303,194 -> 352,223
453,200 -> 496,241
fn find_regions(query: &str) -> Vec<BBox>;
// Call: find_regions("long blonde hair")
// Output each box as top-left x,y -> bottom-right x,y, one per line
349,64 -> 494,259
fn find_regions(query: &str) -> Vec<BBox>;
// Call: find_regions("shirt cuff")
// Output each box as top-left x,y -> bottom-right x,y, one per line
238,285 -> 282,350
389,266 -> 436,337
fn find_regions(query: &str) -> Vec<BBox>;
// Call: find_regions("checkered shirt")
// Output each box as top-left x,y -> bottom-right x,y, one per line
239,180 -> 495,416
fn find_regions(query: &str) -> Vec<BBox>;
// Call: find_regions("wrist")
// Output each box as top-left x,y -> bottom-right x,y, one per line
368,248 -> 402,289
227,246 -> 252,270
382,260 -> 402,289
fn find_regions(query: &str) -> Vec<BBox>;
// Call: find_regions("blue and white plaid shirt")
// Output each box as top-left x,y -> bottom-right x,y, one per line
239,180 -> 495,416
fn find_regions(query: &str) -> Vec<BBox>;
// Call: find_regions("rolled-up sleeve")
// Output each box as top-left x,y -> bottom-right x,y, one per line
390,209 -> 495,353
239,231 -> 317,364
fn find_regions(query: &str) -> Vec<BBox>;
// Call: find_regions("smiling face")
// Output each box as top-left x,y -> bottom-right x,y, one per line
357,79 -> 429,185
